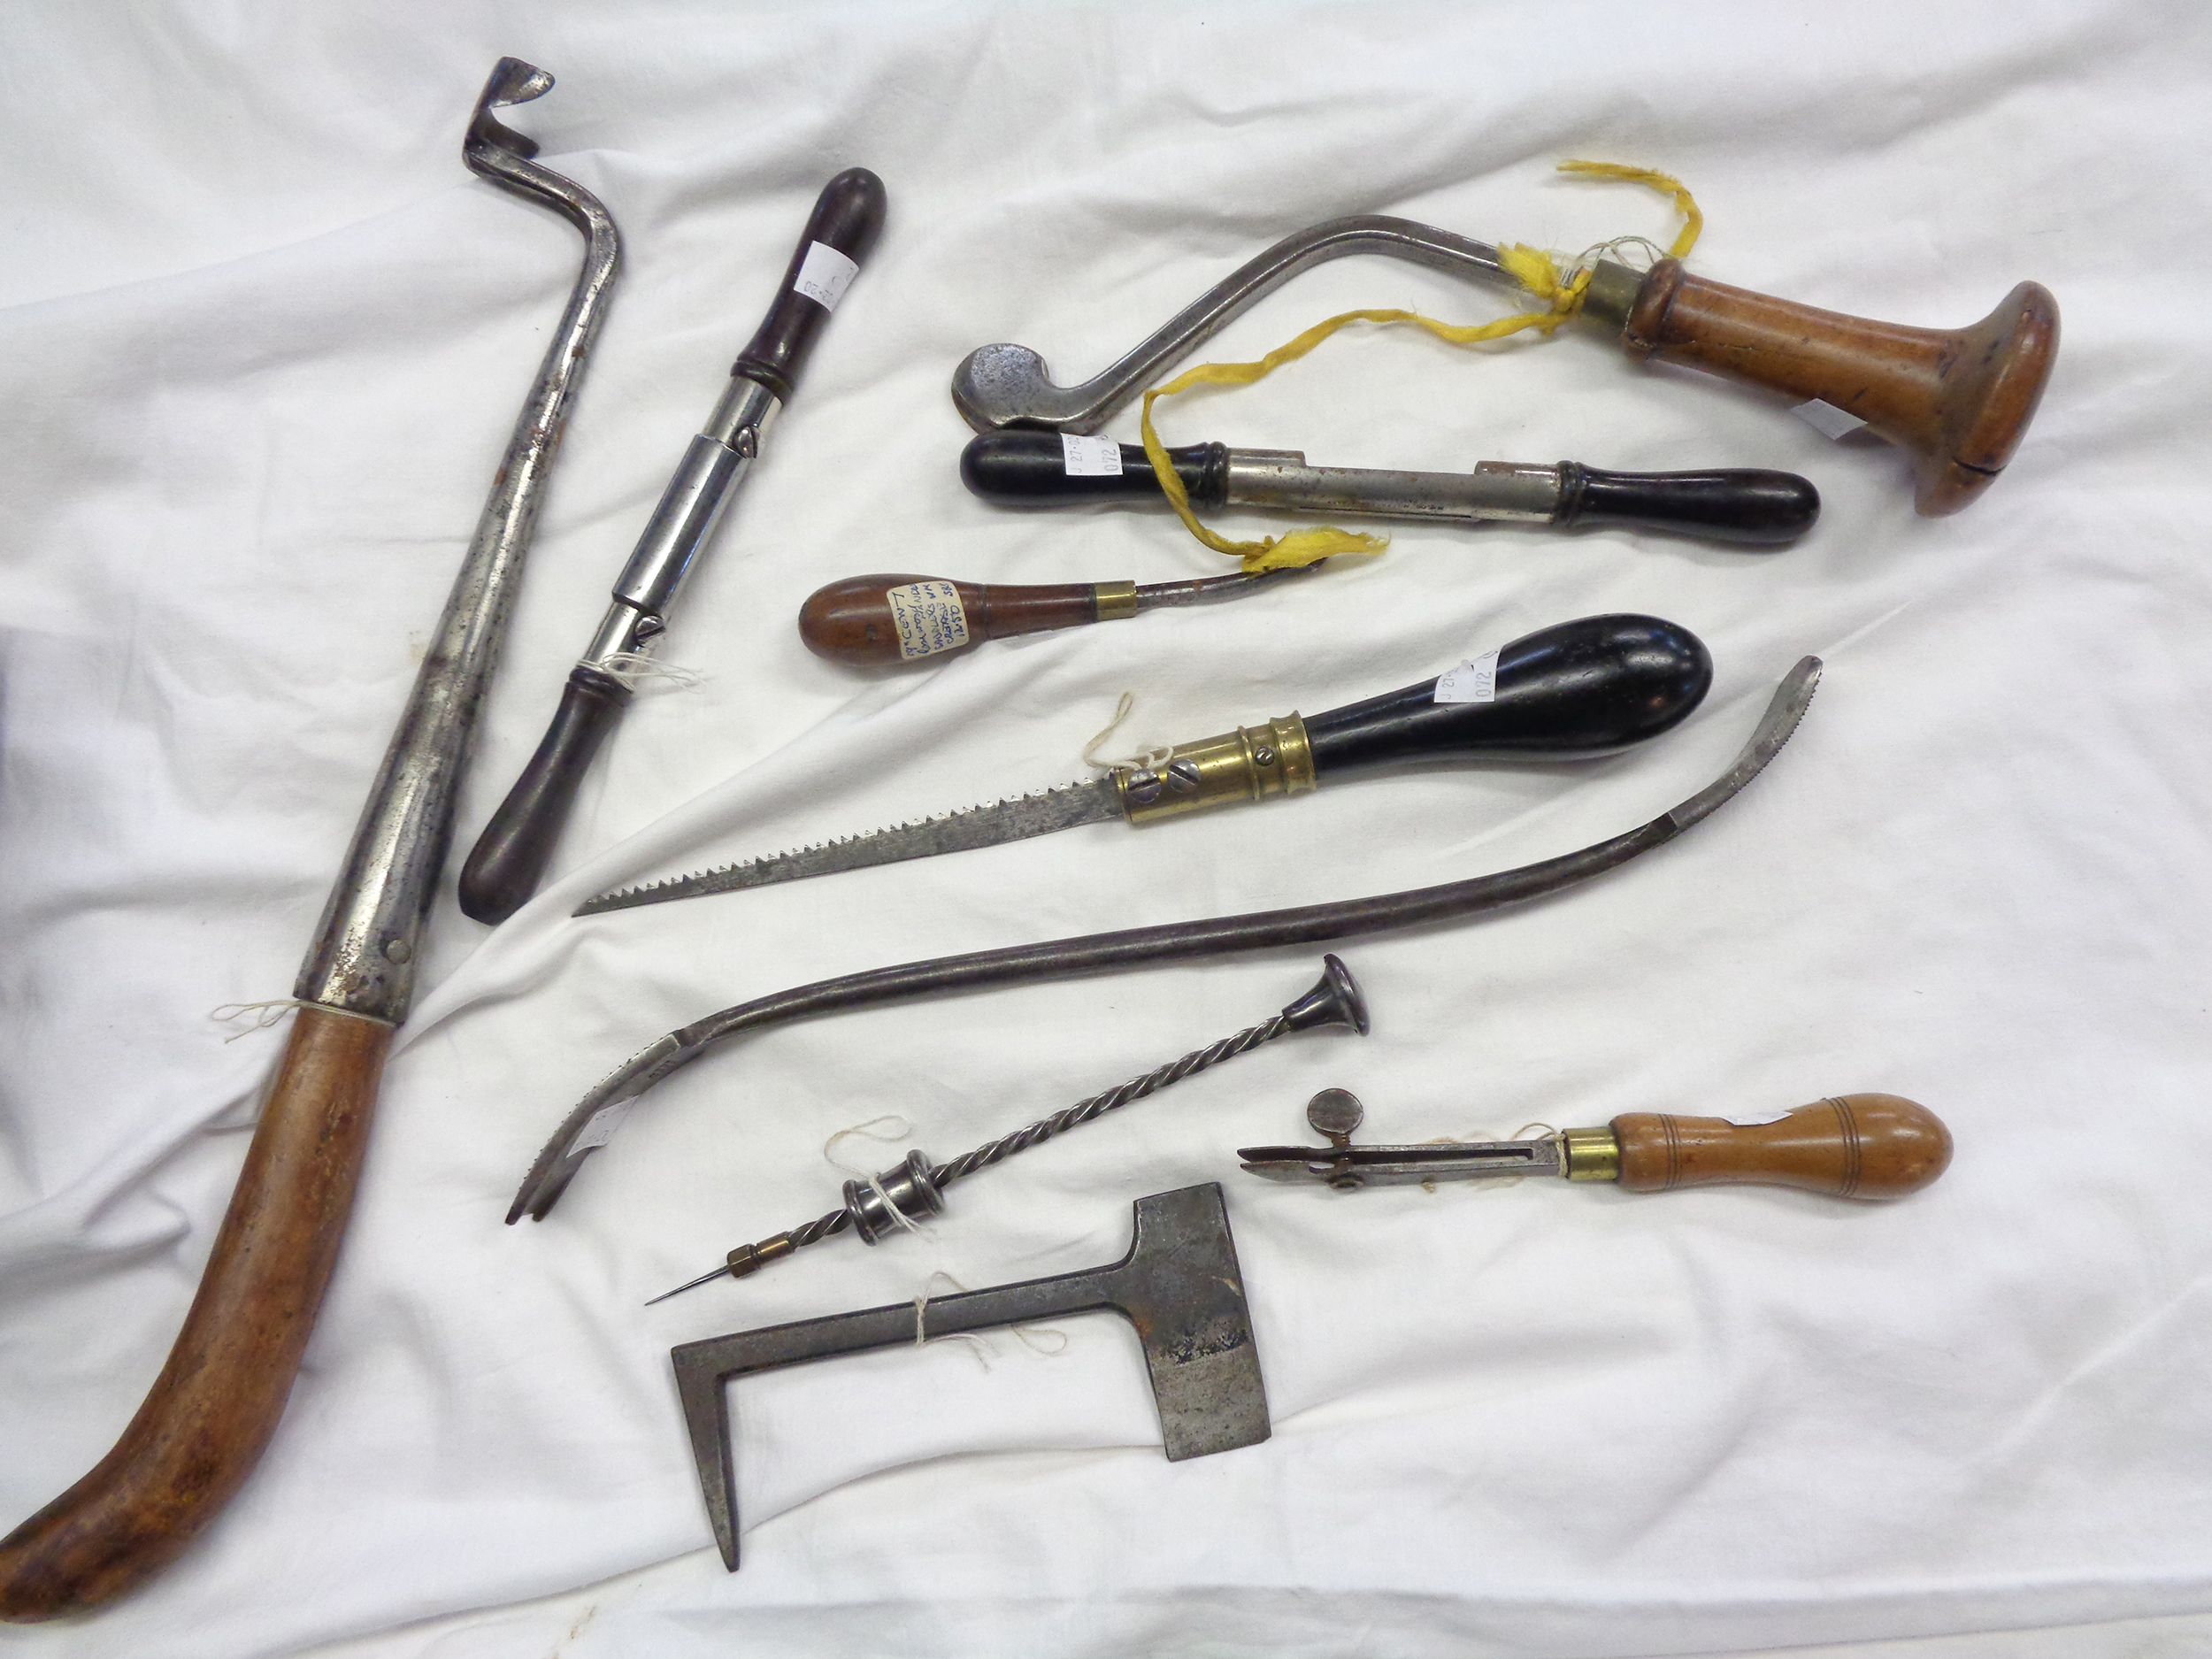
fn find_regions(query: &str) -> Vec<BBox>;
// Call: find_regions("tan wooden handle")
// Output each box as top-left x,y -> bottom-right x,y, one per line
1609,1094 -> 1952,1200
1617,259 -> 2058,517
797,572 -> 1103,666
0,1007 -> 389,1621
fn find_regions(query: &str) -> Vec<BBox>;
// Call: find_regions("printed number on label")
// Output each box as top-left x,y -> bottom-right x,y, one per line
794,242 -> 860,311
1433,649 -> 1501,704
1061,433 -> 1124,477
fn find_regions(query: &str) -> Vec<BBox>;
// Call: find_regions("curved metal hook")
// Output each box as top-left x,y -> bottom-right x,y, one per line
950,214 -> 1519,434
511,658 -> 1821,1220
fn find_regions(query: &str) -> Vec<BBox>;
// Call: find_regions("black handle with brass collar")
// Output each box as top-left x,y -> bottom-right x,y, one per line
1113,612 -> 1711,823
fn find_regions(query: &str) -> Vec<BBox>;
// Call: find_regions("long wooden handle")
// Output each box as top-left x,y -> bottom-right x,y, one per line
1609,1094 -> 1952,1199
1612,259 -> 2058,517
0,1007 -> 389,1621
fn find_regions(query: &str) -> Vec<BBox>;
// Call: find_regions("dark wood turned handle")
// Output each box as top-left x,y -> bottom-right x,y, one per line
730,168 -> 887,399
1610,1094 -> 1952,1200
1619,259 -> 2058,516
1302,613 -> 1710,774
458,666 -> 633,924
0,1007 -> 391,1621
959,431 -> 1231,506
797,572 -> 1100,667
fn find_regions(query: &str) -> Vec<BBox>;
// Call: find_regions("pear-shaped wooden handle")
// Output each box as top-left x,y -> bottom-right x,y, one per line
1608,1094 -> 1952,1199
0,1008 -> 388,1621
1600,258 -> 2058,516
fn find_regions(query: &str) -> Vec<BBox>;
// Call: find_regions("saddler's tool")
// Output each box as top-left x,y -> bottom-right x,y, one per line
1240,1087 -> 1952,1198
457,168 -> 888,924
798,565 -> 1310,666
0,62 -> 619,1623
651,956 -> 1366,1302
950,207 -> 2057,516
960,431 -> 1819,546
673,1184 -> 1268,1571
512,656 -> 1819,1221
578,612 -> 1712,914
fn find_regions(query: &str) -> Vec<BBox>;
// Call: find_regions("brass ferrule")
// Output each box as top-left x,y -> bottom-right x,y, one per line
1092,580 -> 1140,622
1576,257 -> 1644,334
1561,1125 -> 1621,1182
726,1235 -> 798,1277
1117,712 -> 1317,826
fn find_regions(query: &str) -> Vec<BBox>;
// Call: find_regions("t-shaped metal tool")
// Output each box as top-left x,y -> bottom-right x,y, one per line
671,1183 -> 1268,1570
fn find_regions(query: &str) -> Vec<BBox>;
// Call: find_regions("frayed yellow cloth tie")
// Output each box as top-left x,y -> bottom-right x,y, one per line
1138,161 -> 1702,572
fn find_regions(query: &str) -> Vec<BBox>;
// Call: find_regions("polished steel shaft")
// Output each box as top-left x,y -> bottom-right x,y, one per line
296,58 -> 620,1019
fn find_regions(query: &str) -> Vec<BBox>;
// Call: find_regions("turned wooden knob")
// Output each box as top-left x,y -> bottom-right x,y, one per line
1608,1094 -> 1952,1199
1598,257 -> 2058,516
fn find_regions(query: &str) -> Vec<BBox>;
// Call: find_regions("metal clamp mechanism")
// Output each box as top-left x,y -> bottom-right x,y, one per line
1238,1089 -> 1571,1187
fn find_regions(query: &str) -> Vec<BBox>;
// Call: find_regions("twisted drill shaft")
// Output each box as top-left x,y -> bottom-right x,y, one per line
931,1013 -> 1290,1185
650,985 -> 1340,1304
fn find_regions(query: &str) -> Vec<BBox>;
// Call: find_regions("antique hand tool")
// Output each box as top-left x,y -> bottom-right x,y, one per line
578,612 -> 1712,914
961,431 -> 1819,546
1240,1087 -> 1952,1198
512,656 -> 1817,1221
951,214 -> 2056,515
798,565 -> 1310,666
673,1183 -> 1268,1570
457,168 -> 887,924
653,956 -> 1365,1302
0,61 -> 620,1623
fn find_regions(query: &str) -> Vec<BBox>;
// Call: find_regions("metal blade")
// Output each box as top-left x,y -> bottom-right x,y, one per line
577,775 -> 1124,915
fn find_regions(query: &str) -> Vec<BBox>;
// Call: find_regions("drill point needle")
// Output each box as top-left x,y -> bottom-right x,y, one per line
646,1264 -> 729,1307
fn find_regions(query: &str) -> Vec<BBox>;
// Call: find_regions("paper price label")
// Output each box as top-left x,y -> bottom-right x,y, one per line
1061,433 -> 1125,477
1792,397 -> 1868,440
886,580 -> 972,660
793,241 -> 859,311
1433,649 -> 1501,704
572,1101 -> 634,1153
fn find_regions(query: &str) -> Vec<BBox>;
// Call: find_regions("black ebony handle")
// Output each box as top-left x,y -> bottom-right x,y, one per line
1554,463 -> 1817,547
959,430 -> 1225,505
458,668 -> 633,924
730,168 -> 887,398
1303,614 -> 1711,775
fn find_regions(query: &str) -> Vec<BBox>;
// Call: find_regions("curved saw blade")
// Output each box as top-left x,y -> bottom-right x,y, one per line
577,776 -> 1123,915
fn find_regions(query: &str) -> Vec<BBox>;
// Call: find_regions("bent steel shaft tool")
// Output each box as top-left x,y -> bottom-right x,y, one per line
651,956 -> 1366,1302
949,213 -> 2057,516
1241,1087 -> 1953,1197
512,656 -> 1819,1221
673,1183 -> 1269,1570
961,431 -> 1820,546
458,168 -> 887,924
580,613 -> 1714,913
0,60 -> 619,1623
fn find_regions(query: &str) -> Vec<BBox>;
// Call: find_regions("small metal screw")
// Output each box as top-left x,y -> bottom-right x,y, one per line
1166,757 -> 1204,793
1254,746 -> 1277,766
1125,770 -> 1163,805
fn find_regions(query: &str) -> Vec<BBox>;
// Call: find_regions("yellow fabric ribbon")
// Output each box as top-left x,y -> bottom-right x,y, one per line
1139,160 -> 1703,572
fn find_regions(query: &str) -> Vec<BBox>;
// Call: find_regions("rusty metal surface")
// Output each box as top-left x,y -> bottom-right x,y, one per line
671,1184 -> 1268,1571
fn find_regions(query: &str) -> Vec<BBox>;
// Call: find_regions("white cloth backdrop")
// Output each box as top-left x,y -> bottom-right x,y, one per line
4,2 -> 2208,1655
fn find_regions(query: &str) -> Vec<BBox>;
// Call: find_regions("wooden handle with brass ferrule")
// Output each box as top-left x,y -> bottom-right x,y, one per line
795,568 -> 1303,666
1560,1094 -> 1953,1198
0,1009 -> 390,1620
1578,258 -> 2058,516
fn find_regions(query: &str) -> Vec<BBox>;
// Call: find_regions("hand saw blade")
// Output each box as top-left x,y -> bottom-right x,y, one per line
575,775 -> 1124,914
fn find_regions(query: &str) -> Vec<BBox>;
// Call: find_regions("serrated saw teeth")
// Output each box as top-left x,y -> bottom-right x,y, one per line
574,775 -> 1125,916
